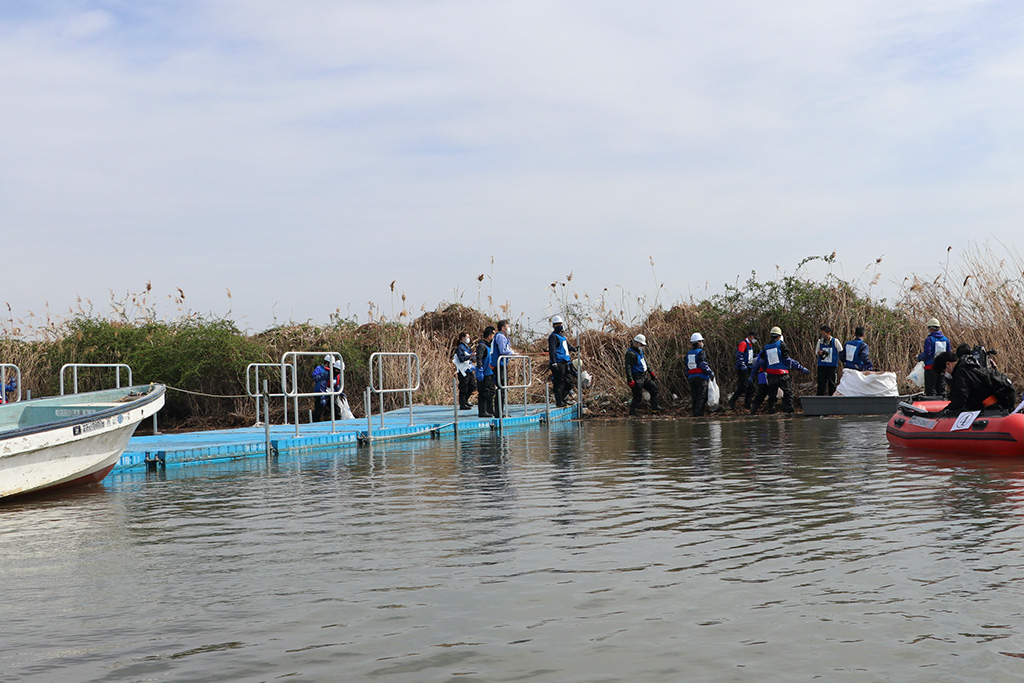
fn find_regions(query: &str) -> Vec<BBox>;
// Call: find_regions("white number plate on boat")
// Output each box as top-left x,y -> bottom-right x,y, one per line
908,416 -> 937,429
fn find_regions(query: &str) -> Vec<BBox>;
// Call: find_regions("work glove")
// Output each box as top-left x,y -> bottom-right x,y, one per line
649,371 -> 657,380
709,372 -> 715,381
628,380 -> 636,388
802,368 -> 811,375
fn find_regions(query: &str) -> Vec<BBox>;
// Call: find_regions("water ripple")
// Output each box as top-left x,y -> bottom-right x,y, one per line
3,419 -> 1024,681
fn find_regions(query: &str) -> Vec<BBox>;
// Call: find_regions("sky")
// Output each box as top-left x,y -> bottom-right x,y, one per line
2,1 -> 1023,335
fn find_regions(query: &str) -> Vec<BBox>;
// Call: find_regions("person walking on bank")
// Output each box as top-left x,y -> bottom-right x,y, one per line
548,315 -> 578,408
749,354 -> 771,413
625,334 -> 662,415
475,326 -> 496,417
687,333 -> 715,417
814,324 -> 843,396
918,318 -> 951,397
749,327 -> 810,414
843,327 -> 874,371
453,331 -> 477,410
728,331 -> 757,411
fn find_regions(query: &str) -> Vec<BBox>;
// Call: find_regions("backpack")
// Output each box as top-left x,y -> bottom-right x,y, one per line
986,368 -> 1017,410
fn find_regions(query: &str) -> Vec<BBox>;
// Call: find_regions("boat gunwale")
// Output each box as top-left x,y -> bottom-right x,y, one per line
0,385 -> 165,444
885,425 -> 1021,444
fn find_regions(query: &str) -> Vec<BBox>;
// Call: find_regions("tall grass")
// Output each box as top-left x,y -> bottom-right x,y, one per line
2,244 -> 1021,424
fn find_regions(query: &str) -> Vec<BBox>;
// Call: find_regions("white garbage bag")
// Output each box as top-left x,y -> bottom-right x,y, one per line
335,395 -> 355,419
707,377 -> 721,410
836,370 -> 899,397
907,361 -> 925,389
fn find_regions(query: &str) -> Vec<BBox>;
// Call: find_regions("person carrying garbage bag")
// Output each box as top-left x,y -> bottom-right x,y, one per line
686,332 -> 715,417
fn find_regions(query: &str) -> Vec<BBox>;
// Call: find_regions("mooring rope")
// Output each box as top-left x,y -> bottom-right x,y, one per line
164,385 -> 251,399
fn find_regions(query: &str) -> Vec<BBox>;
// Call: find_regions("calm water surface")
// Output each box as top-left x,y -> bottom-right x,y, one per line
3,417 -> 1024,682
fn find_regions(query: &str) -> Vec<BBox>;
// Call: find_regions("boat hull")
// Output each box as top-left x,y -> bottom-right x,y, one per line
0,385 -> 164,499
886,400 -> 1024,457
801,394 -> 909,416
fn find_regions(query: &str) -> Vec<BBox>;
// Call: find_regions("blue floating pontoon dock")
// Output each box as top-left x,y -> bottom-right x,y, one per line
117,403 -> 579,471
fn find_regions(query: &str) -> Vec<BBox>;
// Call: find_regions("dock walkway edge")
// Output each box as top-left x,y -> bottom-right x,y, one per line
118,404 -> 579,470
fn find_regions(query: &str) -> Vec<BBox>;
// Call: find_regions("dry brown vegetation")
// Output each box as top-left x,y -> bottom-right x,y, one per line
2,244 -> 1022,425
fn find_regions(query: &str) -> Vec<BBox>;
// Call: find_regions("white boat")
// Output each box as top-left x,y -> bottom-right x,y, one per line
0,385 -> 165,500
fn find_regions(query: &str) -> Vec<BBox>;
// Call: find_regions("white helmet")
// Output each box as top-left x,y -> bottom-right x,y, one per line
926,317 -> 940,328
332,360 -> 343,370
323,354 -> 333,363
690,332 -> 704,343
633,334 -> 647,346
552,315 -> 564,325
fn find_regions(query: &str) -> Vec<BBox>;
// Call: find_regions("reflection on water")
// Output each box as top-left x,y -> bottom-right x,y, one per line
3,417 -> 1024,681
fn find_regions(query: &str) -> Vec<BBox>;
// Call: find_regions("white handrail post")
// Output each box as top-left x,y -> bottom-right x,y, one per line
365,386 -> 373,442
577,359 -> 584,419
453,376 -> 459,437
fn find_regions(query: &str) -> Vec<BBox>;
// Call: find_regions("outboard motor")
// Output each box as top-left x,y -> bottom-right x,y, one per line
974,345 -> 998,370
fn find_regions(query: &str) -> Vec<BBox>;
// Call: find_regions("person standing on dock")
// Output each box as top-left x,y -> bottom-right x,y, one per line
625,334 -> 662,415
548,315 -> 578,408
814,324 -> 843,396
918,318 -> 951,397
453,331 -> 477,411
686,333 -> 715,417
311,355 -> 332,422
475,326 -> 496,418
728,331 -> 757,411
490,320 -> 515,417
1,373 -> 15,403
843,327 -> 874,371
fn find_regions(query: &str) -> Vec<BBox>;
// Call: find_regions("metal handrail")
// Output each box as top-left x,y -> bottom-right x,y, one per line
281,351 -> 346,437
58,362 -> 158,433
246,362 -> 297,425
1,364 -> 21,403
495,354 -> 532,429
60,363 -> 133,395
368,352 -> 421,428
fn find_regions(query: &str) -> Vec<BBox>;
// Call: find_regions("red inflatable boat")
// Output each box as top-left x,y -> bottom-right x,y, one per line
886,400 -> 1024,457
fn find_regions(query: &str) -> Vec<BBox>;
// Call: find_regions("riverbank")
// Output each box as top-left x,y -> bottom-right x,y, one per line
2,246 -> 1020,429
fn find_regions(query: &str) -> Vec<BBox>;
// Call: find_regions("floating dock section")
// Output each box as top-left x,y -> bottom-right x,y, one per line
117,404 -> 578,471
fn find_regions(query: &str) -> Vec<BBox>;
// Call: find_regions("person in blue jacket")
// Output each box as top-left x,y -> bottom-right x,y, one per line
814,324 -> 843,396
749,355 -> 771,413
548,315 -> 578,408
1,373 -> 16,403
625,333 -> 662,415
917,318 -> 951,396
728,331 -> 757,411
686,332 -> 715,416
749,327 -> 810,414
843,327 -> 873,372
490,320 -> 515,417
311,355 -> 333,422
452,331 -> 477,410
475,326 -> 496,417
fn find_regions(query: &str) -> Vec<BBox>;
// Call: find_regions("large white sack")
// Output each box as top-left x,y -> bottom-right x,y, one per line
835,370 -> 898,397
